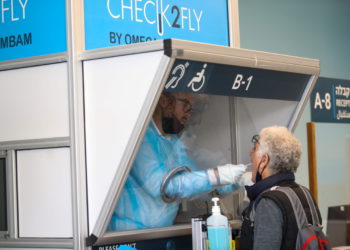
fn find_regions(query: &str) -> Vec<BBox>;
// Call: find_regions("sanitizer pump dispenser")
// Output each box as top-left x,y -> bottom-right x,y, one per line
206,197 -> 230,250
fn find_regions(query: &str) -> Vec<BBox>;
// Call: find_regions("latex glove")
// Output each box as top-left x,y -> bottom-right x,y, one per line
207,164 -> 247,186
240,171 -> 254,186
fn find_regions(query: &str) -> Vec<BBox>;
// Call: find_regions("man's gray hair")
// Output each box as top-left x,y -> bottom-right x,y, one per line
256,126 -> 301,174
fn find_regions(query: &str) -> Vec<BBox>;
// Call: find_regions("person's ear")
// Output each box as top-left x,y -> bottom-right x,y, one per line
261,154 -> 270,167
158,94 -> 168,108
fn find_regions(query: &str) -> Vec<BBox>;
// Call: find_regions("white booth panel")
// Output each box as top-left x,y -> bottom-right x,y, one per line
0,63 -> 69,142
84,51 -> 166,233
236,97 -> 298,165
17,148 -> 73,238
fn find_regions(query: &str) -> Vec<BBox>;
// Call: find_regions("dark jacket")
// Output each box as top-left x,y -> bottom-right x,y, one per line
239,172 -> 321,250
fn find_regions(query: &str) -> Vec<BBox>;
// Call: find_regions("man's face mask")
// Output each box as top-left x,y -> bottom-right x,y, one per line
162,117 -> 184,134
255,163 -> 263,183
255,155 -> 268,183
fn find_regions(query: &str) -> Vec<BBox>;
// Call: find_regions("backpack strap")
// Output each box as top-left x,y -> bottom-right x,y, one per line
249,189 -> 271,224
249,185 -> 298,225
249,185 -> 319,228
273,186 -> 323,227
272,186 -> 309,230
299,186 -> 321,226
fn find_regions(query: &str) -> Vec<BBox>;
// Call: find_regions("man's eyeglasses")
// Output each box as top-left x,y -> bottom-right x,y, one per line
251,134 -> 260,150
175,97 -> 192,113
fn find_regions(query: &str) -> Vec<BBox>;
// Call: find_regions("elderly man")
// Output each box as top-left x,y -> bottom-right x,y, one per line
239,126 -> 323,250
107,92 -> 247,231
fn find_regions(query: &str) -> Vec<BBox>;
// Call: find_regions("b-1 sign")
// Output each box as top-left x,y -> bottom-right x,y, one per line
165,59 -> 310,101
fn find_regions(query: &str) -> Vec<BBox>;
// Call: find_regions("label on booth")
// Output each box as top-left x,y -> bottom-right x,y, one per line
92,235 -> 192,250
310,77 -> 350,123
84,0 -> 230,50
0,0 -> 67,62
165,59 -> 310,101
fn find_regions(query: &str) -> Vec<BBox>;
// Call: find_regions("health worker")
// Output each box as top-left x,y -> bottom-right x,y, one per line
108,92 -> 248,231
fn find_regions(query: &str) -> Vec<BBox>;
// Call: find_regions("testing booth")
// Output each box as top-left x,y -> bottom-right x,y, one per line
0,0 -> 323,248
0,37 -> 320,249
81,39 -> 320,249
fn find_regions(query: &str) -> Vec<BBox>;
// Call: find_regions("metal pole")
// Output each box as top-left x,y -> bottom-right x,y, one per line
306,122 -> 318,203
191,218 -> 207,250
66,0 -> 89,249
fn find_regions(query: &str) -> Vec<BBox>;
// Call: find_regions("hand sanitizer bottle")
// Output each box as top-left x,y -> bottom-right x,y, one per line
206,197 -> 230,250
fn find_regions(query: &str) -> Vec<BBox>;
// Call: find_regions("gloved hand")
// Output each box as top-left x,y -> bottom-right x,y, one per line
207,164 -> 247,186
240,171 -> 254,186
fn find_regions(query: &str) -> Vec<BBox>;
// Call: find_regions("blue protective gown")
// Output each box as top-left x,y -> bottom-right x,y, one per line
107,121 -> 237,231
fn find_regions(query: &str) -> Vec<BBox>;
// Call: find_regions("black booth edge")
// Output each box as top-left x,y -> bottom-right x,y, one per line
163,39 -> 172,57
86,234 -> 98,246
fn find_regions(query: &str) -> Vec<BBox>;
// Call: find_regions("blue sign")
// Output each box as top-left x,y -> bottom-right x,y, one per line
165,59 -> 310,101
84,0 -> 229,50
310,77 -> 350,123
0,0 -> 67,61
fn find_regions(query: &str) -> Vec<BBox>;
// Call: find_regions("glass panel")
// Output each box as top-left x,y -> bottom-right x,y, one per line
108,92 -> 239,232
235,97 -> 299,165
0,158 -> 7,231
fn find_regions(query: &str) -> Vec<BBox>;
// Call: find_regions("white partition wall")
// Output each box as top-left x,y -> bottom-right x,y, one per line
17,148 -> 73,238
84,51 -> 169,233
0,63 -> 69,141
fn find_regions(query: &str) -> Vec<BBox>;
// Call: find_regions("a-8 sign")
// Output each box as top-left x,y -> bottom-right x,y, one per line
310,77 -> 350,123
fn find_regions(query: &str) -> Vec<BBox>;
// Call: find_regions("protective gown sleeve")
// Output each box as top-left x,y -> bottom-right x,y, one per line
130,134 -> 173,198
215,183 -> 241,195
163,135 -> 242,200
131,125 -> 240,201
128,125 -> 201,198
164,170 -> 242,200
164,170 -> 213,200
